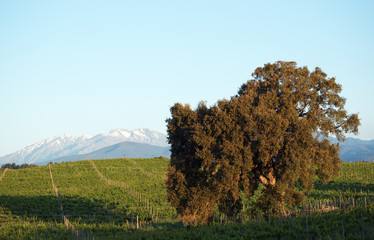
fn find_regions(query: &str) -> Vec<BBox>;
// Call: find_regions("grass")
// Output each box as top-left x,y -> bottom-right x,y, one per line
0,159 -> 373,239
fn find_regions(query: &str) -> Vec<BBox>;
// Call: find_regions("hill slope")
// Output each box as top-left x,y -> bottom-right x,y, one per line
41,141 -> 170,164
1,159 -> 373,239
339,138 -> 374,162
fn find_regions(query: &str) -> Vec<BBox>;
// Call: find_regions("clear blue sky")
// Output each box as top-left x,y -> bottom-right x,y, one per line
1,1 -> 373,157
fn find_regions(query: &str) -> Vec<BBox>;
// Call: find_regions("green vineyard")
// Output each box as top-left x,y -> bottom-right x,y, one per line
1,159 -> 374,239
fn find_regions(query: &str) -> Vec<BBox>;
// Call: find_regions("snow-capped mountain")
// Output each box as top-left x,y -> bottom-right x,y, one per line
0,128 -> 168,165
37,141 -> 171,165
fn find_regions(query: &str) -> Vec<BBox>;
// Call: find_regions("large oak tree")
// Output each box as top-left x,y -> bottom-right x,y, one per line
165,61 -> 360,225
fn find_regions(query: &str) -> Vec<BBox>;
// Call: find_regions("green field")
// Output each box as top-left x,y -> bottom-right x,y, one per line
1,159 -> 373,239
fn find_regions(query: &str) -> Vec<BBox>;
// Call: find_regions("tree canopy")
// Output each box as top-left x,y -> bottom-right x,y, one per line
165,61 -> 360,226
1,163 -> 37,170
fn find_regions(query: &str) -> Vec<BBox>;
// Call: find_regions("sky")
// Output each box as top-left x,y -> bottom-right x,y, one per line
1,1 -> 373,157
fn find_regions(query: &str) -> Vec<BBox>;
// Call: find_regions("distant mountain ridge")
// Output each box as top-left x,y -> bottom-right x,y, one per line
37,141 -> 170,165
339,138 -> 374,162
1,129 -> 373,166
0,128 -> 168,165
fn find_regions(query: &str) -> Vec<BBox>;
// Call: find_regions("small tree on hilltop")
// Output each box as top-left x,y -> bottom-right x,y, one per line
165,61 -> 360,225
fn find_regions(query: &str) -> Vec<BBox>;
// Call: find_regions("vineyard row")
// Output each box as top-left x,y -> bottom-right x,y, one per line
89,160 -> 161,221
48,163 -> 94,240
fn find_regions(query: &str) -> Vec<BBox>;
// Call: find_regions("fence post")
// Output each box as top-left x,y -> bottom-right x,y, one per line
137,215 -> 139,230
309,200 -> 311,214
306,214 -> 309,240
361,216 -> 365,240
156,208 -> 159,223
280,212 -> 282,228
291,214 -> 294,233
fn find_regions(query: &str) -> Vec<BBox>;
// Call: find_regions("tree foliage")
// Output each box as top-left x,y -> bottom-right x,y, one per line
165,61 -> 360,225
1,163 -> 37,170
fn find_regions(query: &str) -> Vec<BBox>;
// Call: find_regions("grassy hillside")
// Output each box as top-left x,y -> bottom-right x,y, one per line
0,158 -> 373,239
0,166 -> 69,239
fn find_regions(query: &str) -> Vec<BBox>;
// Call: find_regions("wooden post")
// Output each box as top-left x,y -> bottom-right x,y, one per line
308,200 -> 311,214
136,215 -> 139,230
156,208 -> 159,223
306,214 -> 309,240
361,216 -> 365,240
280,212 -> 282,228
340,195 -> 343,209
291,214 -> 294,233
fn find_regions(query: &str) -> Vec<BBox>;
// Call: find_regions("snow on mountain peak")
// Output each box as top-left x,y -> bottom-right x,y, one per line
0,128 -> 168,165
108,128 -> 131,138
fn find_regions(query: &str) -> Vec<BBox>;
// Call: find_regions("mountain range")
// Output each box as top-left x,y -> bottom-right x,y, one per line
339,138 -> 374,162
37,141 -> 170,165
0,128 -> 169,166
0,128 -> 373,166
